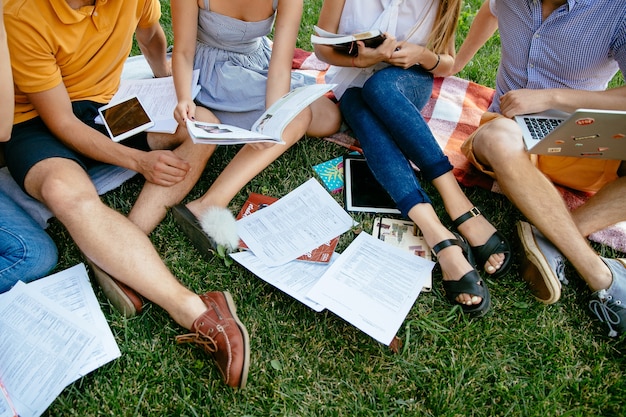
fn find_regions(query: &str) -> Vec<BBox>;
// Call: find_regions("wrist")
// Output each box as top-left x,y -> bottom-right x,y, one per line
421,52 -> 440,72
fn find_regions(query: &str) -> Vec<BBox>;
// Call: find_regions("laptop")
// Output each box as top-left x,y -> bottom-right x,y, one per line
515,108 -> 626,160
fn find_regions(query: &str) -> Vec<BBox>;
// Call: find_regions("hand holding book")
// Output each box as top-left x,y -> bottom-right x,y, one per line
311,26 -> 387,56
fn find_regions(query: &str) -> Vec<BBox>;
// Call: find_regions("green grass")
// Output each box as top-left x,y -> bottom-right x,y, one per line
43,1 -> 626,416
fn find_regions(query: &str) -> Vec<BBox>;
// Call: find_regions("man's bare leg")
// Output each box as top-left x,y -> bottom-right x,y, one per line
571,174 -> 626,237
472,118 -> 612,291
128,124 -> 215,234
26,158 -> 207,328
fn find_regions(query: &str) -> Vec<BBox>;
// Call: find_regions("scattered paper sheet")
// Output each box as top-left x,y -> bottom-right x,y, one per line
307,232 -> 434,345
0,264 -> 120,417
230,251 -> 339,312
237,178 -> 355,267
25,264 -> 121,379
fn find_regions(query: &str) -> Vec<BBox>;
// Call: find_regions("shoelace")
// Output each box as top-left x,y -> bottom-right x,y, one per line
176,331 -> 218,353
589,290 -> 620,337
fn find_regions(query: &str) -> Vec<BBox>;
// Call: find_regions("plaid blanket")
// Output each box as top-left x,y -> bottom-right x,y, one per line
293,50 -> 626,253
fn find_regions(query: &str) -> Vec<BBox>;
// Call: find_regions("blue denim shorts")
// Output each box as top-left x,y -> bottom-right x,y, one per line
6,100 -> 149,191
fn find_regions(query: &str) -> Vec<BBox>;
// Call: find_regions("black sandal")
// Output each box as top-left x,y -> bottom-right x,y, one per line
452,207 -> 512,279
432,234 -> 491,318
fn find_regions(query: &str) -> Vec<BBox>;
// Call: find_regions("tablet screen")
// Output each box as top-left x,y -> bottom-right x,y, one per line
343,155 -> 400,214
98,96 -> 154,142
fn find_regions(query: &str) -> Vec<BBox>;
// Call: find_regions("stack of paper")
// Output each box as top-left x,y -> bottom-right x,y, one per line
233,178 -> 435,345
0,264 -> 121,417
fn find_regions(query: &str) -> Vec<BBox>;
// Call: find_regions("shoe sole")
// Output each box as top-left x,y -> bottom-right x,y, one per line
221,291 -> 251,389
84,257 -> 142,317
517,222 -> 561,304
171,205 -> 217,261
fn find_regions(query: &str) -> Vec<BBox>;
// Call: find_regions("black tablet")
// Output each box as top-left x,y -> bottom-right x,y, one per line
343,154 -> 400,214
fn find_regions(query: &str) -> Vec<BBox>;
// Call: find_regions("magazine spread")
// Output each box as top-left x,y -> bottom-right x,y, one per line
187,83 -> 335,145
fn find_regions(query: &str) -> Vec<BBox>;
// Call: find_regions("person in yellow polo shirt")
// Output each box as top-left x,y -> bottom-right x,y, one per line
3,0 -> 249,388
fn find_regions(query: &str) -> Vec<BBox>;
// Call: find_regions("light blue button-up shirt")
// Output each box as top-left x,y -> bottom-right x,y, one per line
489,0 -> 626,113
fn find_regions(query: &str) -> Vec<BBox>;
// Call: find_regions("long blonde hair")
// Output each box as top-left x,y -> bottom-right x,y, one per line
427,0 -> 462,54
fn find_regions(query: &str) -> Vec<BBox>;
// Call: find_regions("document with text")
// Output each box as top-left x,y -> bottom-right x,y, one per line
237,178 -> 355,267
306,232 -> 435,345
230,250 -> 339,312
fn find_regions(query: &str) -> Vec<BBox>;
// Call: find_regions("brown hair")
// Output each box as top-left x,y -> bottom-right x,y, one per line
427,0 -> 462,54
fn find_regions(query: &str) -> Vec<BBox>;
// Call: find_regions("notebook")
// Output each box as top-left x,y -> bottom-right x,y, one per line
515,108 -> 626,160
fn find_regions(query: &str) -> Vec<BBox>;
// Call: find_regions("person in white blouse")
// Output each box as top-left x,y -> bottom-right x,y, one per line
315,0 -> 512,318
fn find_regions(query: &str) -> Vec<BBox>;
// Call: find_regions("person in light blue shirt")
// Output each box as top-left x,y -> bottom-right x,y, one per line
453,0 -> 626,336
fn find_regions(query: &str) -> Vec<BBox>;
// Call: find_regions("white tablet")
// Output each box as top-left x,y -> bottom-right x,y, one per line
98,96 -> 154,142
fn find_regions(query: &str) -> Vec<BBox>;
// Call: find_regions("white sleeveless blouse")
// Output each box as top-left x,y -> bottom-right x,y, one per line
325,0 -> 438,98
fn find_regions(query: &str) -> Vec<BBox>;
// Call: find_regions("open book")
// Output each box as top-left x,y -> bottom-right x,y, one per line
311,26 -> 386,56
186,83 -> 334,145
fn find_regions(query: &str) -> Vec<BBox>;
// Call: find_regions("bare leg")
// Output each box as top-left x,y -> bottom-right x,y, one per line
571,175 -> 626,237
472,118 -> 611,291
431,172 -> 505,273
127,123 -> 215,234
26,158 -> 207,329
187,97 -> 340,215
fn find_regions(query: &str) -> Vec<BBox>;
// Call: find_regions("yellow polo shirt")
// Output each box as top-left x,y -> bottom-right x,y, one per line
4,0 -> 161,124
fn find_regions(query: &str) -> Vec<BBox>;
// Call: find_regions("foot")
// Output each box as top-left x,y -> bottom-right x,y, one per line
176,291 -> 250,388
452,207 -> 511,278
517,221 -> 567,304
171,205 -> 239,261
84,257 -> 143,317
432,233 -> 491,317
589,258 -> 626,337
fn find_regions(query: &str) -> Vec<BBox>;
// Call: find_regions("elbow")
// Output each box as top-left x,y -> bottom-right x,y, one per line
0,125 -> 12,143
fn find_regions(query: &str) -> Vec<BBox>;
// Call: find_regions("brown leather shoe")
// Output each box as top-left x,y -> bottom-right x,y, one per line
84,257 -> 144,317
176,291 -> 250,388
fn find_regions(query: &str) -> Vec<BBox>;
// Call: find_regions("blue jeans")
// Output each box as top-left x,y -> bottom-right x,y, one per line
0,189 -> 58,293
340,66 -> 453,217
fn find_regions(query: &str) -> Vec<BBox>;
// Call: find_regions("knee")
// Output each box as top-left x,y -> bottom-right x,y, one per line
308,98 -> 341,138
473,119 -> 528,170
39,174 -> 101,219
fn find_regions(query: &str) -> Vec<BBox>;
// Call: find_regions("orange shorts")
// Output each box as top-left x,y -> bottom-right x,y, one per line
461,112 -> 621,193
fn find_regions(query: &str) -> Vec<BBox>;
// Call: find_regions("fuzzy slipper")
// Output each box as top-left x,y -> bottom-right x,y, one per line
172,205 -> 239,260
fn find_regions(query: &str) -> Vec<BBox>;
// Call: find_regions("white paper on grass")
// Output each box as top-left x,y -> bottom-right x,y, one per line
237,178 -> 355,267
306,232 -> 435,345
230,251 -> 340,312
0,264 -> 121,417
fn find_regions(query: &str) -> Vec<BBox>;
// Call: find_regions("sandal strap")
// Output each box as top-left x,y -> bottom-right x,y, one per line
442,270 -> 487,299
431,238 -> 463,257
452,207 -> 482,228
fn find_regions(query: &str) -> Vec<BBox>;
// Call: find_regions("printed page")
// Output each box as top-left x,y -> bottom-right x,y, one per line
96,70 -> 200,134
306,232 -> 434,345
231,251 -> 340,312
25,263 -> 121,379
251,84 -> 334,140
237,178 -> 355,267
0,282 -> 100,417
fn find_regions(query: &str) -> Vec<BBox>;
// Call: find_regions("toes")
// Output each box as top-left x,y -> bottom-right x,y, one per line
484,253 -> 505,274
456,293 -> 482,305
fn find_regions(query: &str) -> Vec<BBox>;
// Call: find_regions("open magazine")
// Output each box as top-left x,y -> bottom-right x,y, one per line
187,83 -> 335,145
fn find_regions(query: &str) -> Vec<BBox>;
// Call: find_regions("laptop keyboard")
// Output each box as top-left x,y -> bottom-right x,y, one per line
523,117 -> 564,140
